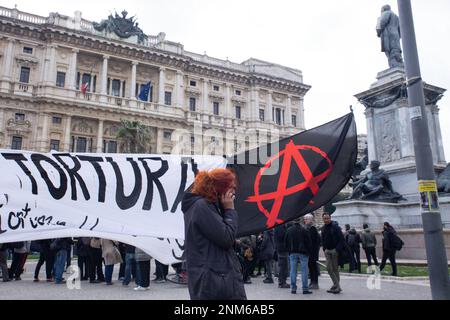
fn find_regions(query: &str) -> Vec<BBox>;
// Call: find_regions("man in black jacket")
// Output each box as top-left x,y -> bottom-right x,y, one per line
304,214 -> 321,289
321,213 -> 345,294
274,223 -> 290,288
285,220 -> 312,295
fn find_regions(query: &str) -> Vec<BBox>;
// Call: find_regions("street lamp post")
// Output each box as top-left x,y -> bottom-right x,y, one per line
397,0 -> 450,300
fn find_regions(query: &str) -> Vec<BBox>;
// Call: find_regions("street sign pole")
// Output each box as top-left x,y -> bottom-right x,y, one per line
397,0 -> 450,300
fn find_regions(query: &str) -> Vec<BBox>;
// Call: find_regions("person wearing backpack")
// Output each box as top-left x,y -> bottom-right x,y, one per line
380,222 -> 401,276
361,223 -> 378,266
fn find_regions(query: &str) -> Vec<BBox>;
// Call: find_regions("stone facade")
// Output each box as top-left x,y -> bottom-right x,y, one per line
0,6 -> 310,155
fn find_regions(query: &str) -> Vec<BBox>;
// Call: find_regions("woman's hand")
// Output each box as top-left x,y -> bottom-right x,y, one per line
220,189 -> 235,210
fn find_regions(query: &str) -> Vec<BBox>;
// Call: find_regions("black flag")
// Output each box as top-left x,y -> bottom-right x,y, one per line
228,113 -> 357,237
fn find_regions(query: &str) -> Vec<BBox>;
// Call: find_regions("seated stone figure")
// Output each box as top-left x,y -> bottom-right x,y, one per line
437,163 -> 450,193
349,160 -> 405,202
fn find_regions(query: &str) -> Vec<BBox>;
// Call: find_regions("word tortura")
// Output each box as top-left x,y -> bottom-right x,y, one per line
1,152 -> 199,212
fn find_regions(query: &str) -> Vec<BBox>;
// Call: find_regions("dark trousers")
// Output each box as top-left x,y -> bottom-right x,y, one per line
264,259 -> 273,279
349,247 -> 361,273
66,247 -> 72,268
88,247 -> 104,281
243,258 -> 256,281
364,247 -> 379,266
0,250 -> 9,281
34,249 -> 54,279
155,260 -> 168,280
138,260 -> 150,288
105,264 -> 114,284
308,256 -> 319,285
277,253 -> 289,285
9,252 -> 28,279
380,249 -> 397,276
77,255 -> 90,280
118,249 -> 126,279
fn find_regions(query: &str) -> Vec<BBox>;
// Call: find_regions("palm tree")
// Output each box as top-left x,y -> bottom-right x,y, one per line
116,119 -> 152,153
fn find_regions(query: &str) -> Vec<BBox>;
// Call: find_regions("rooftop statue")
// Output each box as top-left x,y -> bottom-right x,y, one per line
376,5 -> 404,68
93,10 -> 148,44
349,160 -> 406,202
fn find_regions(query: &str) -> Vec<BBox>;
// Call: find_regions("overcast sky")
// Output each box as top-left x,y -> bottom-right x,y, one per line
2,0 -> 450,160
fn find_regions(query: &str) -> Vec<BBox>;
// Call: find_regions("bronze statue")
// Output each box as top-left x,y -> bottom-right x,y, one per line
376,5 -> 404,68
437,163 -> 450,193
349,160 -> 405,202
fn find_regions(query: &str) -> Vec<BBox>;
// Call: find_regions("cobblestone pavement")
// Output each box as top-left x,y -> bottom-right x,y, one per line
0,261 -> 431,300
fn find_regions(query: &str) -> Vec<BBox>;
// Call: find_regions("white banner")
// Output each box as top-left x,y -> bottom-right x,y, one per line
0,150 -> 227,264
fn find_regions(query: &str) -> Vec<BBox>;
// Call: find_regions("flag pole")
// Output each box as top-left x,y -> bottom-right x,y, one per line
397,0 -> 450,300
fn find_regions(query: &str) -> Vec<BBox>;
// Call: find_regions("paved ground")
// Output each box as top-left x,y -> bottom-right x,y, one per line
0,260 -> 432,300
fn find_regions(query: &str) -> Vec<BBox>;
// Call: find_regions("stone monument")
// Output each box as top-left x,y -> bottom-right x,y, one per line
331,5 -> 450,259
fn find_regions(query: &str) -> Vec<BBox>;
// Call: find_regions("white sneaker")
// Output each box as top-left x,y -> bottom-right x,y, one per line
134,286 -> 149,291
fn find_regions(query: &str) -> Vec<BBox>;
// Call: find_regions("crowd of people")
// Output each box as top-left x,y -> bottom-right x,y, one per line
235,214 -> 404,295
0,237 -> 184,291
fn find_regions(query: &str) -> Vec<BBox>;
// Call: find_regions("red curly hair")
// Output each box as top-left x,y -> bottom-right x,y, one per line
191,168 -> 237,203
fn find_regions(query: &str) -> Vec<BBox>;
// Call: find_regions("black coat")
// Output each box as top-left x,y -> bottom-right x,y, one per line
274,225 -> 289,254
285,223 -> 312,255
305,224 -> 321,261
321,221 -> 345,252
259,229 -> 275,261
382,227 -> 397,251
182,192 -> 246,300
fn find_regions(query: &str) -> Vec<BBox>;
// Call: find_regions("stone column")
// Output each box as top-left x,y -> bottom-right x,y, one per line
265,91 -> 273,123
250,87 -> 259,122
40,113 -> 50,152
0,38 -> 15,92
298,97 -> 305,129
156,127 -> 164,154
286,95 -> 292,126
176,70 -> 184,108
225,84 -> 232,126
158,67 -> 165,105
68,48 -> 79,91
64,116 -> 72,152
100,55 -> 109,101
96,120 -> 104,153
0,109 -> 4,147
397,105 -> 414,159
45,45 -> 57,86
202,79 -> 209,122
365,108 -> 376,163
130,61 -> 138,99
432,106 -> 446,164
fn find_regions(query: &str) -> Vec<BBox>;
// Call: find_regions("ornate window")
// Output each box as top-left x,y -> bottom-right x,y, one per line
259,109 -> 265,121
189,97 -> 196,111
164,91 -> 172,105
235,106 -> 241,119
213,102 -> 219,115
15,113 -> 25,122
292,115 -> 297,127
11,136 -> 22,150
56,72 -> 66,87
20,67 -> 30,83
23,47 -> 33,54
50,139 -> 60,151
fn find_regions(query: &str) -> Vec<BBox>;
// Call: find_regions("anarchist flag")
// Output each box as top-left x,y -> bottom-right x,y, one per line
228,112 -> 357,237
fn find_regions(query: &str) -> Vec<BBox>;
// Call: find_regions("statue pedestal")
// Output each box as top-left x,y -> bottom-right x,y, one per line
355,68 -> 447,201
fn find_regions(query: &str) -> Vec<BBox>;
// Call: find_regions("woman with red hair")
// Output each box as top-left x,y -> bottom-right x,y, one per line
182,168 -> 247,300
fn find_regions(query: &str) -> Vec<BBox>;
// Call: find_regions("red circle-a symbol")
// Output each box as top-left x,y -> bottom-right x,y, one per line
246,140 -> 333,228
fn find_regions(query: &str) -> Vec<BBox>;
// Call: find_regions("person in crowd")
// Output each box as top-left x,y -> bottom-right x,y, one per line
154,260 -> 169,283
118,242 -> 127,281
254,233 -> 264,276
240,235 -> 257,284
88,237 -> 105,283
181,168 -> 246,300
380,222 -> 400,276
304,214 -> 321,289
285,219 -> 312,295
321,213 -> 345,294
346,226 -> 362,273
52,238 -> 73,284
134,247 -> 151,291
274,223 -> 290,289
0,243 -> 10,282
65,238 -> 73,271
260,229 -> 275,284
101,238 -> 123,285
8,241 -> 29,281
34,239 -> 54,282
76,237 -> 91,281
361,223 -> 379,266
122,244 -> 138,286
